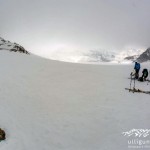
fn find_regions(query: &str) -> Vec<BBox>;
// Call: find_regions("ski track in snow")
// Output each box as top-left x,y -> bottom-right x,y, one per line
0,51 -> 150,150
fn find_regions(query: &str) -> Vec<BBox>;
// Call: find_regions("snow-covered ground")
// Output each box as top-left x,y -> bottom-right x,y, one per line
0,51 -> 150,150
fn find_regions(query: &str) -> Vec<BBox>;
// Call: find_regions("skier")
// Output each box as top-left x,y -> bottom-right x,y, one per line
138,69 -> 148,81
134,62 -> 141,79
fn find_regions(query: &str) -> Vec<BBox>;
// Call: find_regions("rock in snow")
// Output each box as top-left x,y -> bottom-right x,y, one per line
0,128 -> 5,141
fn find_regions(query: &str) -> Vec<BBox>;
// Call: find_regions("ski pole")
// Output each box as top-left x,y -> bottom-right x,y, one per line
130,74 -> 132,89
133,75 -> 136,89
147,70 -> 150,86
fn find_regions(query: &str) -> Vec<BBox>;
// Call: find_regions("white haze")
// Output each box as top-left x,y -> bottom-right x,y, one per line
0,0 -> 150,62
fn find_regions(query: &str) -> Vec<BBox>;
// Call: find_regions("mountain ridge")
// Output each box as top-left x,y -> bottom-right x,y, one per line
136,48 -> 150,63
1,36 -> 150,63
0,37 -> 30,54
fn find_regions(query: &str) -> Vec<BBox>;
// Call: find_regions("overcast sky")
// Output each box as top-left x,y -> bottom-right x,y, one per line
0,0 -> 150,55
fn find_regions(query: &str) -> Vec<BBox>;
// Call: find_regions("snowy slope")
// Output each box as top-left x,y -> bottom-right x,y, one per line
0,51 -> 150,150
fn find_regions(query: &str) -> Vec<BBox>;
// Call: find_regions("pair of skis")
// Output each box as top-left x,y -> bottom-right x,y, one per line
125,74 -> 150,94
125,88 -> 150,94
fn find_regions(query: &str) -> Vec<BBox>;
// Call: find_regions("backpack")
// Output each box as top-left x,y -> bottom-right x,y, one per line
138,77 -> 144,82
142,69 -> 148,77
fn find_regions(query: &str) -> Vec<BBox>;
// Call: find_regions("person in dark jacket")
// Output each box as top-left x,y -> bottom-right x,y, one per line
134,62 -> 141,79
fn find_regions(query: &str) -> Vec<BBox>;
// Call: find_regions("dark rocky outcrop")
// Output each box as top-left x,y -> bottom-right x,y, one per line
124,55 -> 137,61
10,45 -> 30,54
136,48 -> 150,63
0,128 -> 5,141
0,37 -> 30,55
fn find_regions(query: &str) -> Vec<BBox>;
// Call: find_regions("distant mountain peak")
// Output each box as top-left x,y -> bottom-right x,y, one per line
136,48 -> 150,63
81,49 -> 144,64
84,49 -> 116,62
0,37 -> 30,54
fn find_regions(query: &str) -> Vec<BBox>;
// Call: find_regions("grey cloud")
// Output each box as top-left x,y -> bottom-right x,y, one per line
0,0 -> 150,53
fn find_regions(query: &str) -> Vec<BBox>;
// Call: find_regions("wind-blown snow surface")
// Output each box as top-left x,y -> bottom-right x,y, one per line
0,51 -> 150,150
